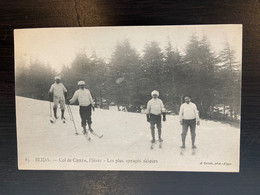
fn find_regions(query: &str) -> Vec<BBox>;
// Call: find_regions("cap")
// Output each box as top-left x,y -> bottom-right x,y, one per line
151,90 -> 159,96
78,81 -> 86,86
55,76 -> 61,80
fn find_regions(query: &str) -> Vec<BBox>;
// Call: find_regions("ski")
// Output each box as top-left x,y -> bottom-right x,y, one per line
192,148 -> 196,155
159,141 -> 163,149
84,133 -> 91,141
150,140 -> 157,150
180,147 -> 185,155
50,117 -> 56,123
90,131 -> 103,138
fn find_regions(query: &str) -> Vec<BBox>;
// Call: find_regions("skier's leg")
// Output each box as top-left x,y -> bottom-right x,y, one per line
150,121 -> 156,143
53,97 -> 58,118
181,120 -> 188,148
53,108 -> 57,118
157,121 -> 162,142
80,106 -> 87,134
60,99 -> 65,119
86,105 -> 93,132
61,109 -> 65,119
190,119 -> 196,148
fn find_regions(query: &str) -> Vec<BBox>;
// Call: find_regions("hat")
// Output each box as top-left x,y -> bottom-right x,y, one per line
78,81 -> 86,86
55,76 -> 61,80
151,90 -> 159,96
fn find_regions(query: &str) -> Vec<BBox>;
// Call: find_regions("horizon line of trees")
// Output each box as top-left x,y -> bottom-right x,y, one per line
16,34 -> 241,122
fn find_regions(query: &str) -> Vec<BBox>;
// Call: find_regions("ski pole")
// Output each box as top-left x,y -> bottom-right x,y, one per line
66,104 -> 73,121
67,104 -> 79,135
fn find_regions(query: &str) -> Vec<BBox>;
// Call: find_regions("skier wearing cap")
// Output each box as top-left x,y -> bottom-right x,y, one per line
146,90 -> 166,143
179,95 -> 200,149
69,81 -> 95,135
49,76 -> 68,121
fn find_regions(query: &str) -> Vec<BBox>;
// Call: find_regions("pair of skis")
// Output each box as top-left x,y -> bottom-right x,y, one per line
83,131 -> 103,142
180,147 -> 196,155
50,117 -> 66,124
150,140 -> 163,150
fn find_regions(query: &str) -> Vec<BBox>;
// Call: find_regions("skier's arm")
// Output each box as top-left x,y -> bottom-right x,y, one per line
49,84 -> 54,93
161,101 -> 166,121
88,91 -> 95,111
64,91 -> 67,98
48,85 -> 54,101
146,101 -> 151,122
194,104 -> 200,125
179,104 -> 184,125
48,92 -> 52,101
146,114 -> 150,122
63,84 -> 67,93
69,91 -> 78,104
88,91 -> 94,107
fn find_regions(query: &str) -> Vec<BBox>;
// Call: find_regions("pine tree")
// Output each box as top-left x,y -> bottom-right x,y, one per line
164,41 -> 183,113
183,34 -> 219,118
16,59 -> 56,100
217,41 -> 241,119
108,40 -> 141,109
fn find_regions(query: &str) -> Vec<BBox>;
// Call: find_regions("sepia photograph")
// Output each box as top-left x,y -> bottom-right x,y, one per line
15,25 -> 242,172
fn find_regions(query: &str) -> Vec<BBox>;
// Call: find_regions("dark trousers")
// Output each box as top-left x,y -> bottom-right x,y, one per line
181,119 -> 196,145
150,114 -> 162,140
79,105 -> 92,127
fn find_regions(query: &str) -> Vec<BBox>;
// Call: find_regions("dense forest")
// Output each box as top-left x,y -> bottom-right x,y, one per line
16,35 -> 241,122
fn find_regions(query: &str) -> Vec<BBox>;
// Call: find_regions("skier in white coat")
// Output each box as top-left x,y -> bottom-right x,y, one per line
146,90 -> 166,143
179,95 -> 200,149
69,81 -> 95,135
49,76 -> 68,121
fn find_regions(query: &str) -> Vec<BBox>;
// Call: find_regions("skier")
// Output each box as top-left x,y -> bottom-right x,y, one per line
179,95 -> 200,149
69,81 -> 95,135
49,76 -> 68,121
146,90 -> 166,143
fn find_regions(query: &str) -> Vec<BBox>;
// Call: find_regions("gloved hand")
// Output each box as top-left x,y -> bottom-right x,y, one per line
92,106 -> 95,111
162,113 -> 166,122
163,115 -> 166,122
146,114 -> 150,123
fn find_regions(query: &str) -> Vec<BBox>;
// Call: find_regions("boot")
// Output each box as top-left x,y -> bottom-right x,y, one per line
151,127 -> 155,143
192,136 -> 196,149
82,126 -> 87,135
53,108 -> 58,119
181,134 -> 186,148
158,128 -> 163,142
88,123 -> 93,133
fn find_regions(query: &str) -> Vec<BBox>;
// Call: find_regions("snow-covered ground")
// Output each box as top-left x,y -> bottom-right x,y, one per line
16,96 -> 240,172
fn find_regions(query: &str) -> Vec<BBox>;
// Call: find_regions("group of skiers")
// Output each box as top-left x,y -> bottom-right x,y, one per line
49,76 -> 200,149
146,90 -> 200,149
49,76 -> 94,135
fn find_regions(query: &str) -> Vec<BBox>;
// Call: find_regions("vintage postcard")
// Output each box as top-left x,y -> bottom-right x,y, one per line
15,25 -> 242,172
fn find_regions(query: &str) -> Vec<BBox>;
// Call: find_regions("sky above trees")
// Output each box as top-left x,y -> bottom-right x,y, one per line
15,25 -> 242,72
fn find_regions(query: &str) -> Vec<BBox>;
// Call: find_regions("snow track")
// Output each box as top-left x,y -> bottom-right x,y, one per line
16,96 -> 240,172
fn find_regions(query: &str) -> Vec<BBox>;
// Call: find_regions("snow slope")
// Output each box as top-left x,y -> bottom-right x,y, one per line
16,96 -> 240,172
